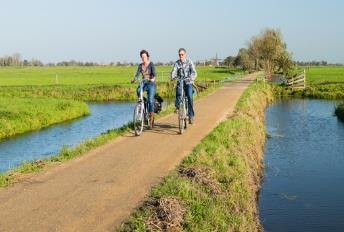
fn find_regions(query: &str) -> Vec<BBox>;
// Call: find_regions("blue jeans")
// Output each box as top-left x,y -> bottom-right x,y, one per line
137,82 -> 156,113
175,82 -> 195,118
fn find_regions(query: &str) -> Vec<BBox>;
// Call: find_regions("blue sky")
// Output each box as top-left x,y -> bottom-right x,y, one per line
0,0 -> 343,63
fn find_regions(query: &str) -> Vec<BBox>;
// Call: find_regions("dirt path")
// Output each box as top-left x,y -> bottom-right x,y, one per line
0,74 -> 257,232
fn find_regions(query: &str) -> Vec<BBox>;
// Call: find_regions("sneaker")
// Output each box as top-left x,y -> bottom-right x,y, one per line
189,117 -> 194,124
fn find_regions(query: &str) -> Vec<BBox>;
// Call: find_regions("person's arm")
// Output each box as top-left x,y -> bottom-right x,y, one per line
131,64 -> 141,83
150,62 -> 156,82
170,62 -> 178,80
189,60 -> 197,81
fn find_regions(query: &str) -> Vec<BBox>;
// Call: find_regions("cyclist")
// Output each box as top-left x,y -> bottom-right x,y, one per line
170,48 -> 197,124
131,49 -> 156,129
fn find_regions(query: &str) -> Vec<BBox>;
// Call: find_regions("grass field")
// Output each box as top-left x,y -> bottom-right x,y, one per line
306,67 -> 344,85
0,97 -> 89,140
0,66 -> 242,86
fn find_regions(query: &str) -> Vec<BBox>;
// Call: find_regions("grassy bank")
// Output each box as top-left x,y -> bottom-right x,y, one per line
271,84 -> 344,100
0,83 -> 172,101
335,103 -> 344,121
0,97 -> 89,140
118,82 -> 273,231
0,83 -> 221,188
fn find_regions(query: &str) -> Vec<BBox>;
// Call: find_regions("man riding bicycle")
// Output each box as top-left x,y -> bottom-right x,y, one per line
171,48 -> 197,124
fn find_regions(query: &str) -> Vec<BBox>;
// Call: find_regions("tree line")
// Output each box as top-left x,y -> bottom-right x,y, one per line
295,60 -> 343,66
0,54 -> 176,67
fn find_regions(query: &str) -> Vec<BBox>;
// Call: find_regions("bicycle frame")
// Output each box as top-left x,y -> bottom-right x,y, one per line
133,79 -> 150,135
176,76 -> 189,134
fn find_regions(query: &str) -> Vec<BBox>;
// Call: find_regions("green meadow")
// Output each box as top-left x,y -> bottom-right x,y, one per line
0,66 -> 241,86
306,66 -> 344,85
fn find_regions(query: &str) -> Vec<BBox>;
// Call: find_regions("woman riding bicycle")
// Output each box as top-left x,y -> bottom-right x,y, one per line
131,50 -> 157,129
170,48 -> 197,124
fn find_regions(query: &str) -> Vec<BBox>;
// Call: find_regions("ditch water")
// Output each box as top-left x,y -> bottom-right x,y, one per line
259,99 -> 344,231
0,101 -> 172,173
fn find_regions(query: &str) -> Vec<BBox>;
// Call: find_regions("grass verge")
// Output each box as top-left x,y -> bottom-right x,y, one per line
0,97 -> 89,140
118,82 -> 274,231
272,84 -> 344,100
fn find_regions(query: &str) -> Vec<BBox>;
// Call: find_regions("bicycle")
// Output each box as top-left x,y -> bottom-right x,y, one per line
133,79 -> 151,136
176,75 -> 191,134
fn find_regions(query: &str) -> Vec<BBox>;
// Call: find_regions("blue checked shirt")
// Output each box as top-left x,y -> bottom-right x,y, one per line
171,58 -> 197,84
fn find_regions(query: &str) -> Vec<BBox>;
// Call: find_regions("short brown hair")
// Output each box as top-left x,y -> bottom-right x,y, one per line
140,49 -> 150,58
178,48 -> 186,53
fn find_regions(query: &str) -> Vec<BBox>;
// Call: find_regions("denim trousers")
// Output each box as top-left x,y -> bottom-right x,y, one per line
175,82 -> 195,118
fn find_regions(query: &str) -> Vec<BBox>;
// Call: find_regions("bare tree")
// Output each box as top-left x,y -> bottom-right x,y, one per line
247,28 -> 293,79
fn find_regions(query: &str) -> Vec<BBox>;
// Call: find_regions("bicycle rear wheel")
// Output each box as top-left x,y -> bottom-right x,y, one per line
192,83 -> 199,98
133,103 -> 144,136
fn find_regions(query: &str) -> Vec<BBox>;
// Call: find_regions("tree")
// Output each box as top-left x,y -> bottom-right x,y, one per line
247,28 -> 292,78
223,56 -> 236,67
248,36 -> 261,70
234,48 -> 253,71
276,50 -> 294,75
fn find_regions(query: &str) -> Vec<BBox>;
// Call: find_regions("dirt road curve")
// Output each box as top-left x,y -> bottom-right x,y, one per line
0,73 -> 257,232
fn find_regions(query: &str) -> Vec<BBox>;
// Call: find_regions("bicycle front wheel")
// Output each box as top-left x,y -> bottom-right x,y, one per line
178,102 -> 185,134
133,103 -> 144,136
178,100 -> 187,134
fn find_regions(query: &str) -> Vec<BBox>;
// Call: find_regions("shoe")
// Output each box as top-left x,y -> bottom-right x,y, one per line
189,117 -> 194,124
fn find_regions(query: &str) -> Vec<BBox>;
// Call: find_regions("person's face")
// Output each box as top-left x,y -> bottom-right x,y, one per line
178,51 -> 186,62
141,53 -> 149,63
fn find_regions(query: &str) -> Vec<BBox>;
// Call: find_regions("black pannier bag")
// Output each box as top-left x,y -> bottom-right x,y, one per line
154,93 -> 163,114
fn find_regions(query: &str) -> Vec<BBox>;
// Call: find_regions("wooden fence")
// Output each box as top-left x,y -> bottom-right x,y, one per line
272,70 -> 306,89
285,70 -> 306,89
